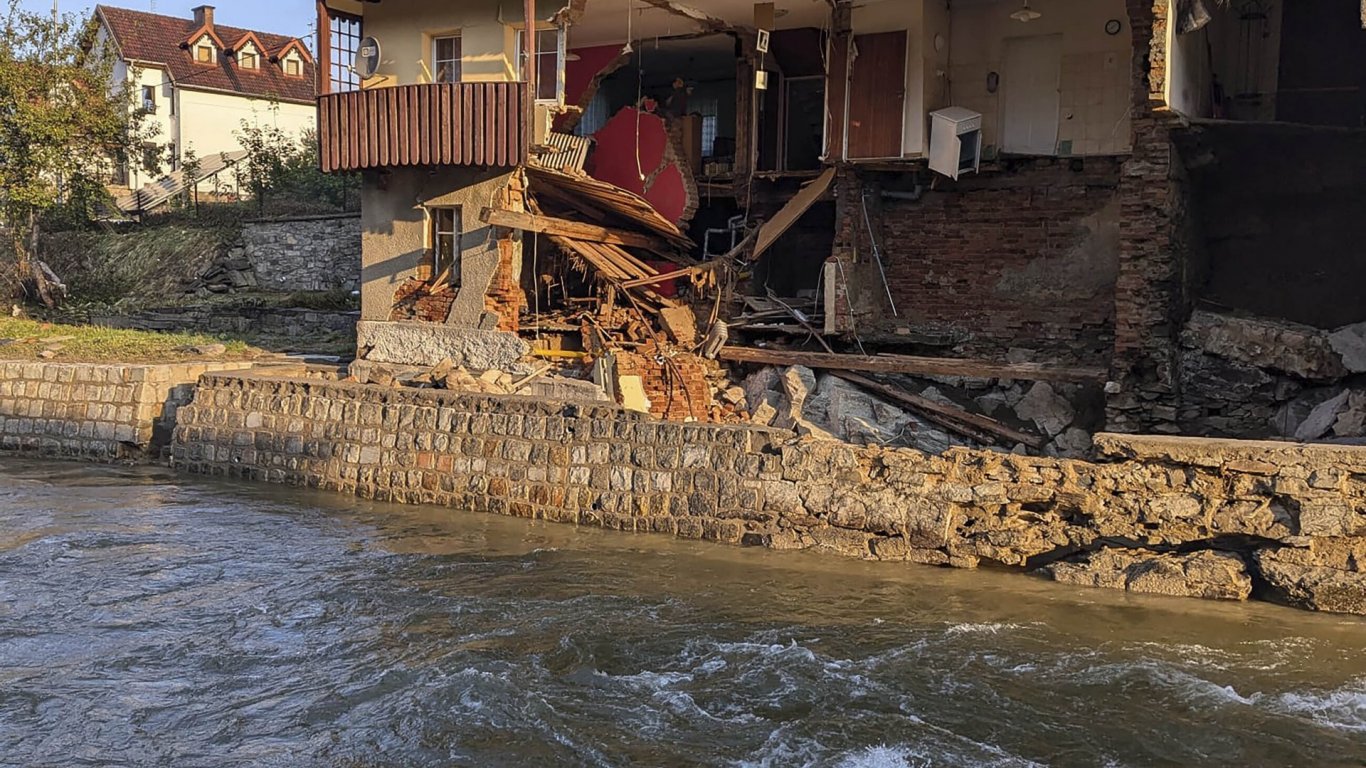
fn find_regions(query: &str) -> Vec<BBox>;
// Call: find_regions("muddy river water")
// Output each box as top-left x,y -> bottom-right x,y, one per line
0,458 -> 1363,767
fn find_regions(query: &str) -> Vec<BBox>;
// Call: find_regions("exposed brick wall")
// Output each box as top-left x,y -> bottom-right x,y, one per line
484,235 -> 525,332
833,160 -> 1123,366
390,279 -> 456,323
613,343 -> 713,422
1109,0 -> 1187,433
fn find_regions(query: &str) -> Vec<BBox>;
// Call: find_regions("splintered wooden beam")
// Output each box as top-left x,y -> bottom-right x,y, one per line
481,207 -> 664,251
830,371 -> 1043,449
718,347 -> 1107,384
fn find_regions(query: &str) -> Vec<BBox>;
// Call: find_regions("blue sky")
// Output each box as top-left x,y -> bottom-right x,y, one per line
24,0 -> 315,42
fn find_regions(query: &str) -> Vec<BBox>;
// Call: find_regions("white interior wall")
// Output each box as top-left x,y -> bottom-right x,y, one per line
949,0 -> 1131,156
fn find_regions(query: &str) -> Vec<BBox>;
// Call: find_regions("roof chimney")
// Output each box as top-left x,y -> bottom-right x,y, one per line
192,5 -> 214,29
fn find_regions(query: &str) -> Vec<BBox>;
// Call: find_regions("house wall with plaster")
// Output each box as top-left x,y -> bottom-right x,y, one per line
353,0 -> 564,88
176,89 -> 316,161
359,167 -> 522,330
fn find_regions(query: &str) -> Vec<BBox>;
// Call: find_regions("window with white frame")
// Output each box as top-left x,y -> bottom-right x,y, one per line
694,97 -> 720,157
430,206 -> 461,285
515,27 -> 564,102
283,54 -> 303,77
238,45 -> 259,69
432,35 -> 461,83
194,38 -> 215,64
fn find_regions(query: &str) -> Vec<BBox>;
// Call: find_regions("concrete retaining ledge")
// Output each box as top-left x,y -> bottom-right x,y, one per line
0,361 -> 255,461
171,372 -> 1366,615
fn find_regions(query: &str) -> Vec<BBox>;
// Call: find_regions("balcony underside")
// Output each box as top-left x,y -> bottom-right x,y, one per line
318,82 -> 529,173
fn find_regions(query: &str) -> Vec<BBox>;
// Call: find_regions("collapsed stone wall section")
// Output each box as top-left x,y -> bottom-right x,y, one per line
172,373 -> 1366,614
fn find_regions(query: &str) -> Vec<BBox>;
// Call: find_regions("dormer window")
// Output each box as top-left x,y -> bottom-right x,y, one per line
193,37 -> 216,64
283,54 -> 302,77
238,45 -> 259,69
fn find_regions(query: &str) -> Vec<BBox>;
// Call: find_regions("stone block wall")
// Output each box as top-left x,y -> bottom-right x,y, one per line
172,373 -> 1366,614
243,214 -> 361,292
0,361 -> 254,460
92,307 -> 358,341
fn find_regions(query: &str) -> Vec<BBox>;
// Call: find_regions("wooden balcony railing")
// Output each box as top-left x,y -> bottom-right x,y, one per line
317,82 -> 529,173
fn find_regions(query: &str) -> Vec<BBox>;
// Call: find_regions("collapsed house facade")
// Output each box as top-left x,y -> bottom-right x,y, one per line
315,0 -> 1366,450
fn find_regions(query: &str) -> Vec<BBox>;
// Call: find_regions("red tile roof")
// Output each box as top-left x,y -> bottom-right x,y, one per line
96,4 -> 316,105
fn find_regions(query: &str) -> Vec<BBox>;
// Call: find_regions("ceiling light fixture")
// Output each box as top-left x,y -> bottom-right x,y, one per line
1011,0 -> 1043,22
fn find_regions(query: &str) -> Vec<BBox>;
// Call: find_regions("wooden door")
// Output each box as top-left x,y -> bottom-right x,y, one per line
846,31 -> 906,159
1002,35 -> 1062,155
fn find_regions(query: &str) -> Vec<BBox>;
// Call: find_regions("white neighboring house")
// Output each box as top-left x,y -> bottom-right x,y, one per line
93,4 -> 317,195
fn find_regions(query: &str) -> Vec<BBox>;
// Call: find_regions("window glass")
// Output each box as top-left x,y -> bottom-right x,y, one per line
433,35 -> 461,83
431,207 -> 461,284
141,85 -> 156,112
517,28 -> 563,101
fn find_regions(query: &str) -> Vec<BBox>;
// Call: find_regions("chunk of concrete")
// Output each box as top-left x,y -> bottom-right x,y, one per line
1293,389 -> 1348,441
1014,382 -> 1075,437
1332,391 -> 1366,438
1328,321 -> 1366,374
1184,309 -> 1347,380
1041,548 -> 1252,601
357,320 -> 529,369
618,375 -> 651,414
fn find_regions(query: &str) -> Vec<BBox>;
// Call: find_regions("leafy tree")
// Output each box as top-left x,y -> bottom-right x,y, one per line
179,144 -> 202,214
236,116 -> 358,215
0,0 -> 151,305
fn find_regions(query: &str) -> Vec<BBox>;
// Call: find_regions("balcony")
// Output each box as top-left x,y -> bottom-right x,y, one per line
317,82 -> 529,173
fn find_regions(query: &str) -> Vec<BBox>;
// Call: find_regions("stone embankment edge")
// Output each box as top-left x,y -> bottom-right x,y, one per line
166,372 -> 1366,615
0,361 -> 255,461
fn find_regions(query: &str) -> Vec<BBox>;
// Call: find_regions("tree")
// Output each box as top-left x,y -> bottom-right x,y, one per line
179,144 -> 202,214
234,109 -> 295,215
235,117 -> 359,215
0,1 -> 149,305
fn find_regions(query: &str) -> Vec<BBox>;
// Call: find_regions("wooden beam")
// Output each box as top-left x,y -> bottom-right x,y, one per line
718,346 -> 1107,384
619,259 -> 726,288
481,207 -> 665,251
830,371 -> 1043,449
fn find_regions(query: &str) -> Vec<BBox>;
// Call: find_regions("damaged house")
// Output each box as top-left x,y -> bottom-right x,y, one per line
315,0 -> 1366,452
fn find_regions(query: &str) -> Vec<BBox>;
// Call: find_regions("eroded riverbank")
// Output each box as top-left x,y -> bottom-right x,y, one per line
1,458 -> 1363,766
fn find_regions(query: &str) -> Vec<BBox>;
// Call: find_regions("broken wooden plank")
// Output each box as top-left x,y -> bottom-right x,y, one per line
718,346 -> 1106,384
751,166 -> 836,261
481,207 -> 665,252
830,371 -> 1043,449
619,259 -> 727,288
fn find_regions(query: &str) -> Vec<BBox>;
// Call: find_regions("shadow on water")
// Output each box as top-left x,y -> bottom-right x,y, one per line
0,457 -> 1363,768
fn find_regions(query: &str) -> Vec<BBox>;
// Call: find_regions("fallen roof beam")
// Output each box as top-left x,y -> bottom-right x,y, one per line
718,347 -> 1107,384
619,258 -> 726,288
830,371 -> 1042,448
482,207 -> 665,252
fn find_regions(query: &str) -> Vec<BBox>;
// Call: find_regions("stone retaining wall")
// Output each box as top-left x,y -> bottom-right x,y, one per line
0,361 -> 254,460
93,306 -> 358,341
243,214 -> 360,292
171,373 -> 1366,614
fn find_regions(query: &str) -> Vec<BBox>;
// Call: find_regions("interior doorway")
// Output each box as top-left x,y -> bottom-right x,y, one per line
1002,34 -> 1063,155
